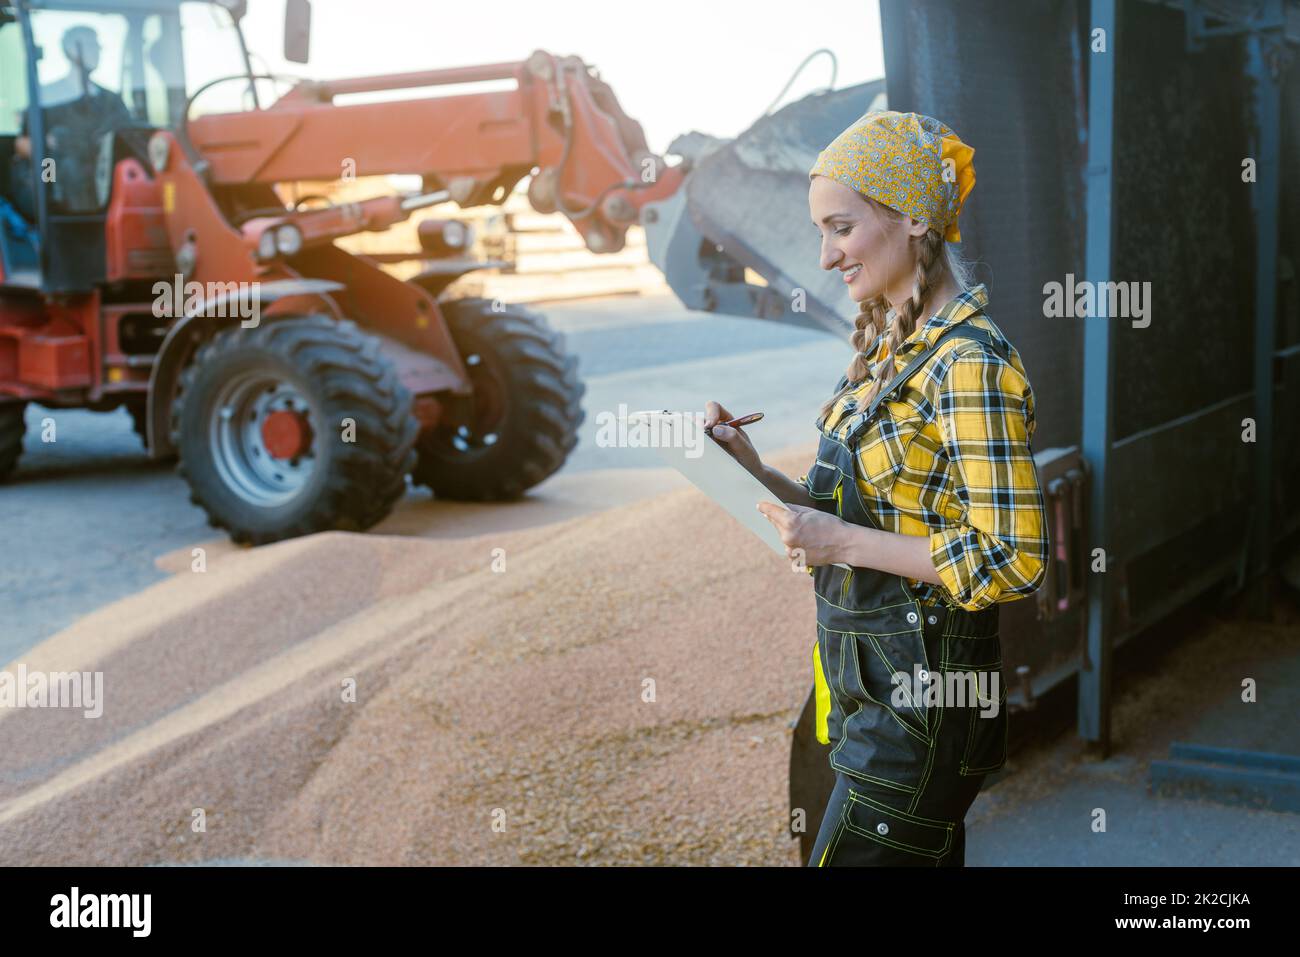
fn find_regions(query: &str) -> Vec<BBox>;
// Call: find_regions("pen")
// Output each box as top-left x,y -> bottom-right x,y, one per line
705,412 -> 763,436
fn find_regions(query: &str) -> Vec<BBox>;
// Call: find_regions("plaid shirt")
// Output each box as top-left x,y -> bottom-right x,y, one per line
799,284 -> 1049,611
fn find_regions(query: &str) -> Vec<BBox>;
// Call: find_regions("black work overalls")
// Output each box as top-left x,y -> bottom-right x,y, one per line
804,323 -> 1010,867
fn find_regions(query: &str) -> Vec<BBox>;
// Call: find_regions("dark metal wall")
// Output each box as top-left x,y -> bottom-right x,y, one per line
1105,0 -> 1263,625
881,0 -> 1300,632
1277,22 -> 1300,537
880,0 -> 1087,456
1112,2 -> 1253,439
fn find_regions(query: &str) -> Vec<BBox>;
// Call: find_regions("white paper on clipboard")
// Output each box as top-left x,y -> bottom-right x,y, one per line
622,410 -> 851,570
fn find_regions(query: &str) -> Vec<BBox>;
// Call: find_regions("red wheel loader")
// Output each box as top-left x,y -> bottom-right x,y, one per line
0,0 -> 685,543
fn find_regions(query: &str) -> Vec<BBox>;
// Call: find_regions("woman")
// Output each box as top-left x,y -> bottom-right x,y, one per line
705,111 -> 1049,866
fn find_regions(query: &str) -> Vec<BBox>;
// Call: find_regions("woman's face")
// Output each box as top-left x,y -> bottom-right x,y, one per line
809,175 -> 917,305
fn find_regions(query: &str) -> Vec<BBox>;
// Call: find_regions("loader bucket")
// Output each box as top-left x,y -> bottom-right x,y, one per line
645,79 -> 886,334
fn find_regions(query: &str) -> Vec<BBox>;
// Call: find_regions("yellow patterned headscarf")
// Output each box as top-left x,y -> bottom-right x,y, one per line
809,110 -> 975,242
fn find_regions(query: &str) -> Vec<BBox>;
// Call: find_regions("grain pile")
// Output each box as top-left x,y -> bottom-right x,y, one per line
0,446 -> 819,865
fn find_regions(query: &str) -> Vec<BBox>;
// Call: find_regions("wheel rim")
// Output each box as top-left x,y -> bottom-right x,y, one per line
438,351 -> 506,455
209,372 -> 318,506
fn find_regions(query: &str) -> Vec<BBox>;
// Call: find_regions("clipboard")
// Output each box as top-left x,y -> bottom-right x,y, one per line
621,410 -> 852,570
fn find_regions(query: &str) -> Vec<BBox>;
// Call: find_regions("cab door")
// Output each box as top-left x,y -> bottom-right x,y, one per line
0,6 -> 39,287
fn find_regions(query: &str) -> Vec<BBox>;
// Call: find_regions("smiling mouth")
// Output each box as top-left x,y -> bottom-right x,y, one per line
842,264 -> 863,283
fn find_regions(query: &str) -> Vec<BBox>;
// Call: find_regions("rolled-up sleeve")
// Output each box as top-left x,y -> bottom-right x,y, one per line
929,349 -> 1049,611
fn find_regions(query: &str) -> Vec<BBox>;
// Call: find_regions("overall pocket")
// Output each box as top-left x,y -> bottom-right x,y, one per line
838,787 -> 954,862
805,458 -> 842,500
825,625 -> 933,793
846,627 -> 930,740
940,633 -> 1008,777
960,676 -> 1008,776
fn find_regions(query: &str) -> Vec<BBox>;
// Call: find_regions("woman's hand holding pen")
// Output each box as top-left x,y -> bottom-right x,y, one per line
703,400 -> 763,476
705,401 -> 815,508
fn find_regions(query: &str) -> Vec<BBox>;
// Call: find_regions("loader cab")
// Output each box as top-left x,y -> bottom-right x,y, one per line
0,0 -> 258,293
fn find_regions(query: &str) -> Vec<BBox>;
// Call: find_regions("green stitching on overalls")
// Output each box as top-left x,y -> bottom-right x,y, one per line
824,805 -> 849,864
864,632 -> 927,734
906,628 -> 946,815
822,463 -> 854,607
806,461 -> 839,502
910,706 -> 941,813
815,618 -> 935,746
812,619 -> 931,637
832,626 -> 926,753
940,616 -> 1004,776
944,657 -> 1004,671
839,822 -> 948,860
916,610 -> 935,747
834,622 -> 848,705
821,622 -> 930,745
841,628 -> 931,746
807,448 -> 929,610
960,683 -> 1009,775
842,792 -> 954,859
813,591 -> 916,617
848,786 -> 958,829
828,715 -> 919,793
864,623 -> 933,637
940,633 -> 1001,669
845,787 -> 956,857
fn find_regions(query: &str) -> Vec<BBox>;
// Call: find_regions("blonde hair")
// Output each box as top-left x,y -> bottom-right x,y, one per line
815,197 -> 973,429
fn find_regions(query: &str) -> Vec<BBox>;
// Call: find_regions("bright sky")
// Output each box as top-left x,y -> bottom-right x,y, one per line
238,0 -> 885,155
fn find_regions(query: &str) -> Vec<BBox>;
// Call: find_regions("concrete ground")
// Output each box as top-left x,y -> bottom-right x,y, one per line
966,583 -> 1300,866
0,293 -> 849,662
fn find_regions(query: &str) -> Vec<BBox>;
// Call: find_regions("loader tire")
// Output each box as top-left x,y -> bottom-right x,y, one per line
125,397 -> 176,461
172,316 -> 419,546
412,298 -> 584,500
127,400 -> 147,442
0,402 -> 26,481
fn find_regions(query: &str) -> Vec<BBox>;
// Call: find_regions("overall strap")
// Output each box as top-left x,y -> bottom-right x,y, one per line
860,324 -> 1007,424
820,323 -> 1008,433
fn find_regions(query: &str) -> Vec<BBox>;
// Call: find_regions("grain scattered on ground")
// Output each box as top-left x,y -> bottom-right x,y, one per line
0,446 -> 820,865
